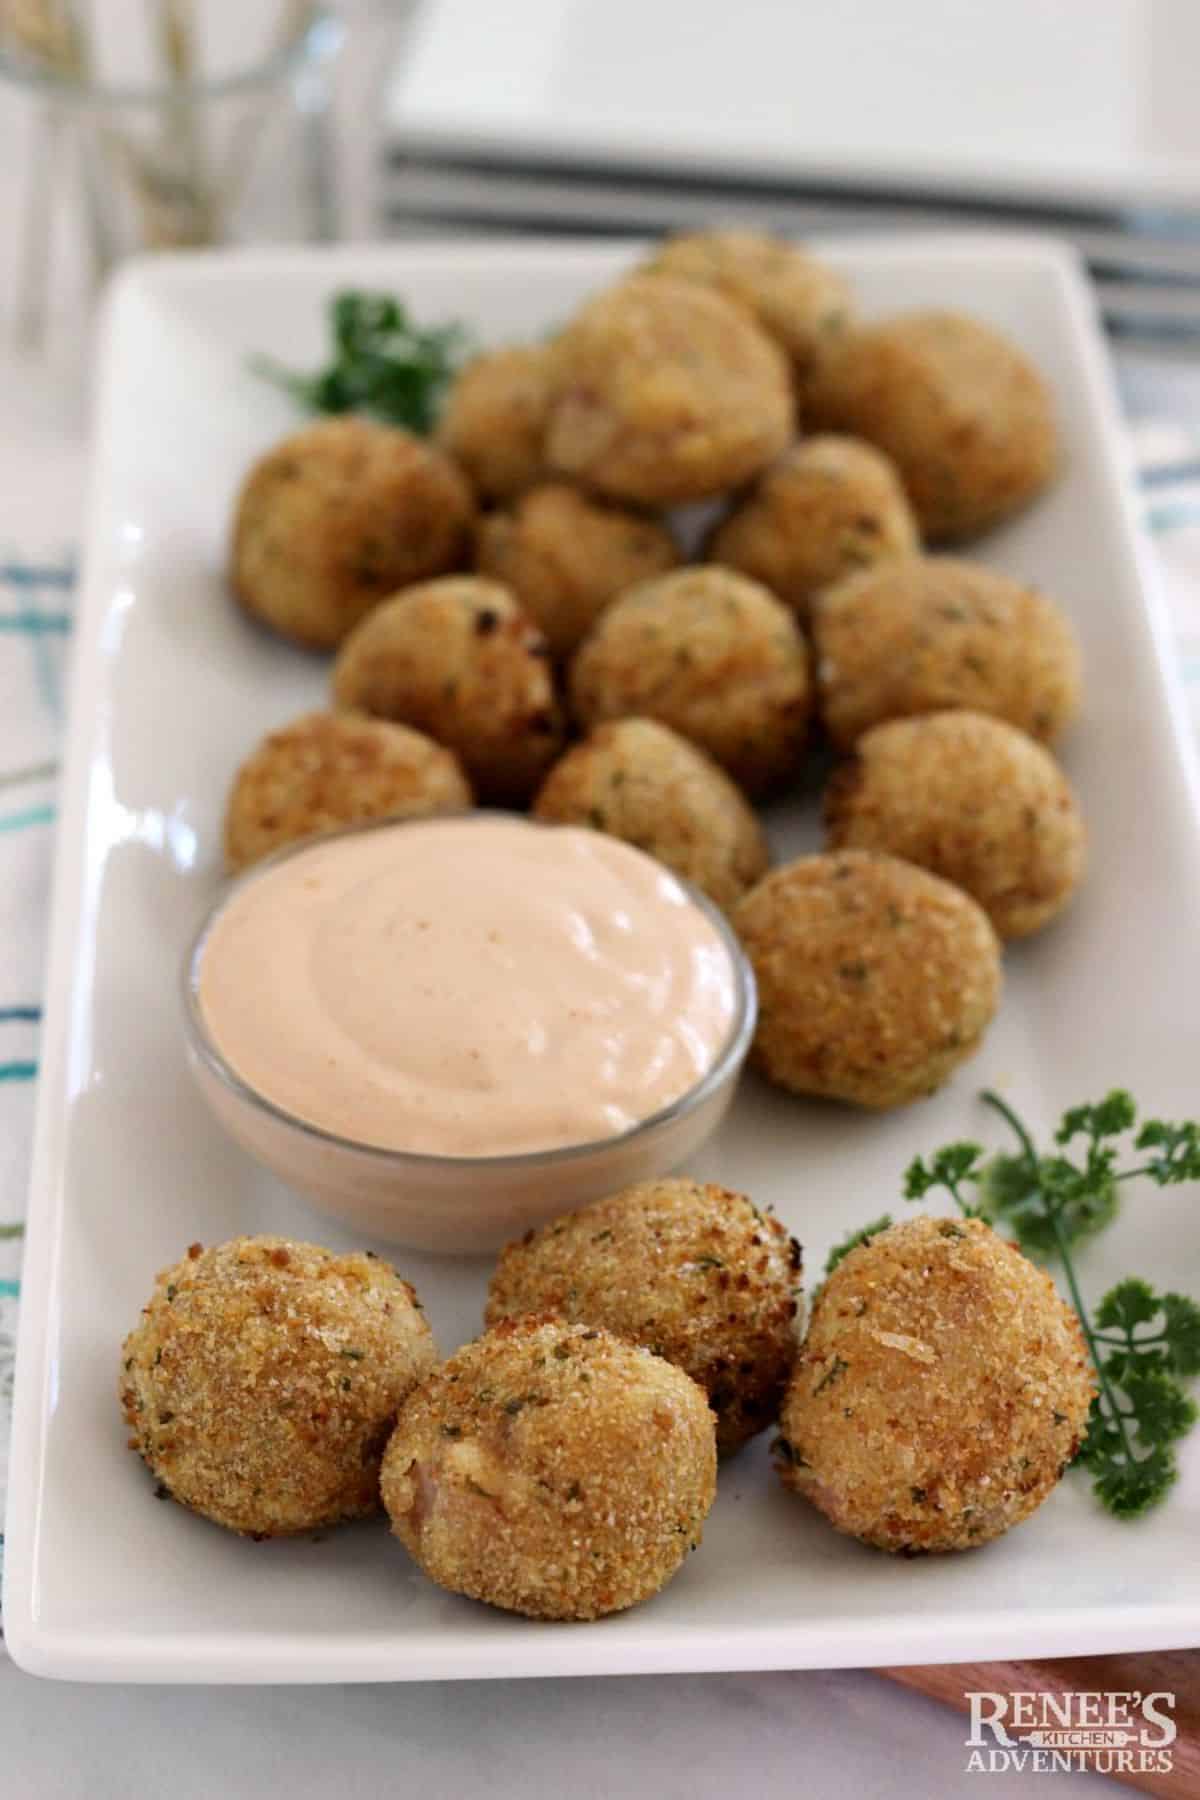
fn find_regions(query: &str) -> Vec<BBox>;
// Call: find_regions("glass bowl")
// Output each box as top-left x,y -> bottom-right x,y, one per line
182,818 -> 757,1254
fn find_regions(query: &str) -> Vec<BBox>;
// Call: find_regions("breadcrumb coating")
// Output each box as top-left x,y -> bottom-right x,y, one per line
120,1236 -> 436,1538
805,309 -> 1059,542
223,710 -> 473,870
775,1215 -> 1094,1551
545,276 -> 794,505
824,710 -> 1085,938
331,576 -> 565,804
569,567 -> 810,797
485,1177 -> 801,1454
734,850 -> 1001,1108
812,556 -> 1081,750
381,1317 -> 717,1619
475,483 -> 680,659
639,230 -> 854,387
436,345 -> 552,502
533,718 -> 770,911
231,417 -> 475,650
708,436 -> 919,622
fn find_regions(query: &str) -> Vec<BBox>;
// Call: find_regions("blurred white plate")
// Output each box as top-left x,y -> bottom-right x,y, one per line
7,235 -> 1200,1683
385,0 -> 1200,210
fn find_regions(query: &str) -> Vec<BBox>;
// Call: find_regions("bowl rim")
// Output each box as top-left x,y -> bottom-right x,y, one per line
182,811 -> 757,1173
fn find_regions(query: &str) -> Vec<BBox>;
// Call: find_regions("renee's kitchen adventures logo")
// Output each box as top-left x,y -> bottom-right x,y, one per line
964,1688 -> 1176,1776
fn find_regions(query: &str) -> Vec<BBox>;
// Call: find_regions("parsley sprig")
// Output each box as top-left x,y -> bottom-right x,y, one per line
253,291 -> 470,435
904,1089 -> 1200,1519
824,1214 -> 894,1276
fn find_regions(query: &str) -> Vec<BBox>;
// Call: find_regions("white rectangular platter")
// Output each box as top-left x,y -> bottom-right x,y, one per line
8,235 -> 1200,1682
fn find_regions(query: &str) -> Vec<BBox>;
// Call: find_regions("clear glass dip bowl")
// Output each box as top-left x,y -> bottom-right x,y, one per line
182,818 -> 757,1254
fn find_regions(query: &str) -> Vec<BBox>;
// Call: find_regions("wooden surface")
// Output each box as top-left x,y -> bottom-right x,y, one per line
881,1653 -> 1200,1795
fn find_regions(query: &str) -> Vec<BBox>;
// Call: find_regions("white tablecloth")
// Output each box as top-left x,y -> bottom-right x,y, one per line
4,11 -> 1199,1796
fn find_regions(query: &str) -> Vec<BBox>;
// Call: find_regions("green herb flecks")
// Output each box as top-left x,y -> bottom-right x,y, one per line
252,291 -> 470,434
905,1088 -> 1200,1519
813,1356 -> 848,1396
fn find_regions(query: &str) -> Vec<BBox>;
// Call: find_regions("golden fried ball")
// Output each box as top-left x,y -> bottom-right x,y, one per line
120,1236 -> 436,1538
569,568 -> 810,797
640,229 -> 854,387
223,710 -> 473,871
707,436 -> 920,623
486,1178 -> 801,1454
230,417 -> 475,650
812,556 -> 1082,750
805,310 -> 1059,543
545,276 -> 794,505
775,1216 -> 1094,1552
380,1317 -> 717,1620
824,711 -> 1086,939
533,718 -> 770,912
331,576 -> 564,804
436,345 -> 552,502
475,483 -> 681,659
733,850 -> 1001,1109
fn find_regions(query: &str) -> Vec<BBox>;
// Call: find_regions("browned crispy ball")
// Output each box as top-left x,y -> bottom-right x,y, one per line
532,719 -> 770,912
436,345 -> 552,502
707,436 -> 920,623
230,417 -> 475,650
775,1216 -> 1094,1552
331,576 -> 565,804
812,556 -> 1082,750
485,1178 -> 802,1454
545,276 -> 794,505
223,710 -> 473,871
380,1317 -> 717,1620
569,568 -> 810,797
733,850 -> 1001,1108
639,229 -> 855,387
805,310 -> 1059,543
119,1236 -> 436,1538
475,483 -> 681,659
824,711 -> 1086,939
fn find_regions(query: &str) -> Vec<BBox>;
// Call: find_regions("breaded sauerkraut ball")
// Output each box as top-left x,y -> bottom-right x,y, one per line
544,276 -> 794,505
708,436 -> 920,622
120,1236 -> 436,1538
812,557 -> 1082,750
774,1216 -> 1094,1552
381,1317 -> 717,1620
475,482 -> 681,659
485,1178 -> 801,1454
231,417 -> 475,650
805,310 -> 1059,543
734,850 -> 1001,1109
331,576 -> 564,804
639,229 -> 854,388
533,718 -> 770,912
569,568 -> 810,797
435,344 -> 552,502
824,710 -> 1086,939
223,710 -> 472,871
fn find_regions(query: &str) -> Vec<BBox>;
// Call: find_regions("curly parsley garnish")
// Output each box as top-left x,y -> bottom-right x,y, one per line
252,291 -> 469,434
904,1089 -> 1200,1519
824,1214 -> 894,1276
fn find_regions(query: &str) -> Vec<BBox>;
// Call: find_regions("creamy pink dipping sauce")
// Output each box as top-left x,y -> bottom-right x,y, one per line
197,817 -> 739,1158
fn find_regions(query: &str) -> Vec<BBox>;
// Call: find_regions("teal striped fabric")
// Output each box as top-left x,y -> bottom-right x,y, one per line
2,442 -> 1200,1606
0,548 -> 73,1578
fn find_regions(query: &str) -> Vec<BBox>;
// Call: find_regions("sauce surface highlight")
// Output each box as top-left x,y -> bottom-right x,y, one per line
197,817 -> 739,1157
